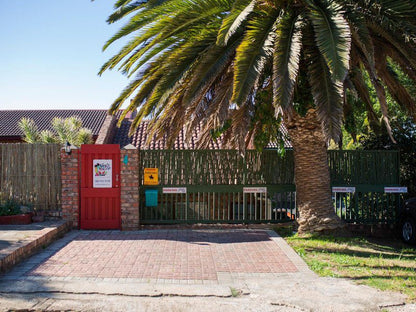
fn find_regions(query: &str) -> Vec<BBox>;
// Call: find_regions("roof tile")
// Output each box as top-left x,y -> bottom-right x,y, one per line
0,110 -> 121,137
113,119 -> 291,149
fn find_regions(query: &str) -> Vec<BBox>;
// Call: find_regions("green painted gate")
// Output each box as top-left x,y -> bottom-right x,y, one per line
139,150 -> 402,225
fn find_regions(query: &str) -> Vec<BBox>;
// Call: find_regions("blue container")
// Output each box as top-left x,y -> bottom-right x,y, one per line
145,189 -> 158,207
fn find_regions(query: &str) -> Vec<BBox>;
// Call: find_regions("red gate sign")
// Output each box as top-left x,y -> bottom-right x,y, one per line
80,144 -> 120,230
93,159 -> 112,188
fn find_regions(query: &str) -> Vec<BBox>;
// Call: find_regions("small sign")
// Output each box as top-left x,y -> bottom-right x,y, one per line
384,187 -> 408,193
93,159 -> 112,188
163,187 -> 187,194
144,168 -> 159,185
332,187 -> 356,193
243,187 -> 267,193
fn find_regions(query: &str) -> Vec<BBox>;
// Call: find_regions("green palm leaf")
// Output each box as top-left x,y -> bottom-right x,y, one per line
107,2 -> 145,24
232,11 -> 277,106
183,36 -> 240,104
217,0 -> 255,45
306,0 -> 351,81
305,28 -> 343,140
273,12 -> 302,112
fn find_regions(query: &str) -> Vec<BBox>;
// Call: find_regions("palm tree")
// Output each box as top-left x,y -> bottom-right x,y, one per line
100,0 -> 416,234
18,117 -> 93,146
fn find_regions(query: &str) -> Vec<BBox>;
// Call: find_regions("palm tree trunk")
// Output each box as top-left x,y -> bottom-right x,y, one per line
286,109 -> 344,234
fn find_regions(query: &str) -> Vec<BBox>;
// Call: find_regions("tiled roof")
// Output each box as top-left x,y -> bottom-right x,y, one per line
0,110 -> 120,137
113,119 -> 222,149
113,119 -> 291,149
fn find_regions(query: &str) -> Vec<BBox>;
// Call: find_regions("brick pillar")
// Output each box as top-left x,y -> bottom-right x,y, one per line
95,114 -> 117,144
120,144 -> 140,230
60,147 -> 80,228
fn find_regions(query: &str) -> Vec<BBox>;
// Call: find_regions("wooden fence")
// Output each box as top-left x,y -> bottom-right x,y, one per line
139,149 -> 401,224
0,144 -> 61,213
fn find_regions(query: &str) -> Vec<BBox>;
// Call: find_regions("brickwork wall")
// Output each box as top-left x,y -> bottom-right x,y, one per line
60,148 -> 80,228
120,146 -> 140,230
95,115 -> 117,144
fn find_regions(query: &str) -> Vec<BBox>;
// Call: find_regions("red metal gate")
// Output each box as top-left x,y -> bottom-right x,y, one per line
80,144 -> 120,229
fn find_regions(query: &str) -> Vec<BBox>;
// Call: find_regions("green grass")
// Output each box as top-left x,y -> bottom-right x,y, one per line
275,229 -> 416,302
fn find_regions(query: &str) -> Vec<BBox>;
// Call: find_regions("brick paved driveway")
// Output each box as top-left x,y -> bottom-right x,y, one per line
28,230 -> 297,281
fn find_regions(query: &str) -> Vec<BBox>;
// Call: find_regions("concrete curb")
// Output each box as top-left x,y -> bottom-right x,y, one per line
0,221 -> 71,273
266,230 -> 315,275
0,278 -> 233,298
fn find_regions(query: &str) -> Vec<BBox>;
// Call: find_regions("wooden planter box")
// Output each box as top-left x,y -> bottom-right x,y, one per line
0,213 -> 33,225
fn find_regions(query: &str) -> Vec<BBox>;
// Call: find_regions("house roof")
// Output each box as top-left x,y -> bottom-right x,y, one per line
113,119 -> 223,149
113,118 -> 291,150
0,110 -> 119,138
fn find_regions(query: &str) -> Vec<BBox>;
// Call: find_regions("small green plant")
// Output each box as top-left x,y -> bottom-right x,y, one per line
0,199 -> 21,216
230,287 -> 241,297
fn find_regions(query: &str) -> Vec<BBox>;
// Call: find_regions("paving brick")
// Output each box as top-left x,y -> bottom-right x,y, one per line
26,230 -> 299,281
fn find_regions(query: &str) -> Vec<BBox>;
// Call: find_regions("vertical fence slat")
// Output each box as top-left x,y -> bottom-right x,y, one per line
138,149 -> 400,224
0,143 -> 61,213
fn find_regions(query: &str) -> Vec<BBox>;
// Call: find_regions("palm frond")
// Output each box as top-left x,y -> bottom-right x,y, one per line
107,1 -> 145,24
39,130 -> 56,144
375,50 -> 416,117
183,37 -> 239,105
362,0 -> 416,41
109,66 -> 162,115
75,128 -> 93,145
18,118 -> 40,143
273,12 -> 302,112
368,23 -> 416,69
346,9 -> 375,72
232,11 -> 277,106
347,65 -> 379,127
121,37 -> 179,77
189,71 -> 233,145
98,38 -> 145,75
304,28 -> 343,141
306,0 -> 351,81
217,0 -> 255,45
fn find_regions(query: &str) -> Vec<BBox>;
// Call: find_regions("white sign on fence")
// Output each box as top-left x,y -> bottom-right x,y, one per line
93,159 -> 112,188
243,187 -> 267,193
163,187 -> 187,194
384,187 -> 408,193
332,187 -> 356,193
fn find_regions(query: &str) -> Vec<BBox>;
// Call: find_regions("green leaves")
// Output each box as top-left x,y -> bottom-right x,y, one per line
101,0 -> 416,147
232,10 -> 277,106
306,0 -> 351,81
18,118 -> 40,144
304,27 -> 343,140
18,117 -> 93,145
217,0 -> 254,45
273,12 -> 303,112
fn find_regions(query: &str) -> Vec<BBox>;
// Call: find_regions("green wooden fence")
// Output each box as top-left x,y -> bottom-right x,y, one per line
328,150 -> 399,187
139,150 -> 401,225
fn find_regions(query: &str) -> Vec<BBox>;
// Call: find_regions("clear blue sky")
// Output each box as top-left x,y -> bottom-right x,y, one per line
0,0 -> 130,110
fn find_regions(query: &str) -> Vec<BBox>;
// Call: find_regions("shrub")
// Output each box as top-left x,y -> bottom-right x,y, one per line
0,199 -> 22,216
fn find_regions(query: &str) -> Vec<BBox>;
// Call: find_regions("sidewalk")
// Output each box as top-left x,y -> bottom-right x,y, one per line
0,228 -> 412,311
0,221 -> 70,273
